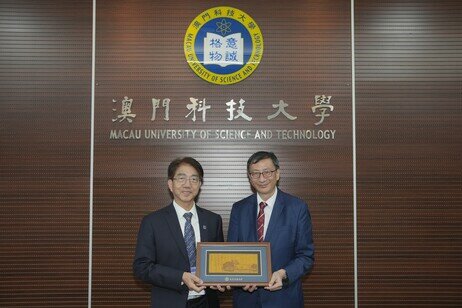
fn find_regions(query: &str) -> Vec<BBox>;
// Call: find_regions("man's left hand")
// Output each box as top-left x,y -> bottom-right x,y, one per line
209,285 -> 231,292
264,269 -> 287,291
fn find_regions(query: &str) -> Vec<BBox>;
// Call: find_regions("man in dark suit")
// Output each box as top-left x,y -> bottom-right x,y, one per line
227,151 -> 314,308
133,157 -> 224,308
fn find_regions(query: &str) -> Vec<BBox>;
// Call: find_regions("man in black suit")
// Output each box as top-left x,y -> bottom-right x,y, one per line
133,157 -> 224,308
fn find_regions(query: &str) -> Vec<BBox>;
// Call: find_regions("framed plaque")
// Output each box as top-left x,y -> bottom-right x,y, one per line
196,242 -> 272,286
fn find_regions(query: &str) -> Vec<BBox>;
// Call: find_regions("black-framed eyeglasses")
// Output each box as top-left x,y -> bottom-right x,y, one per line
173,175 -> 201,185
248,169 -> 277,180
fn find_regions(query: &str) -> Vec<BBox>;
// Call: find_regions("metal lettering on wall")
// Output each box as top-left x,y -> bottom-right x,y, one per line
110,95 -> 335,141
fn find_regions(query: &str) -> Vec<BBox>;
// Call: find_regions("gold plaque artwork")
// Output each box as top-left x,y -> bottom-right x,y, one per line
207,252 -> 260,275
197,242 -> 271,285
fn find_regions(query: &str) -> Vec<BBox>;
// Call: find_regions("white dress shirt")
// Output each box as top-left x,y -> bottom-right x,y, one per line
257,189 -> 278,240
172,201 -> 205,298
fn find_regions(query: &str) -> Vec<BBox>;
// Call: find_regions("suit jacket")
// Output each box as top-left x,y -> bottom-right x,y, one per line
227,189 -> 314,308
133,203 -> 224,308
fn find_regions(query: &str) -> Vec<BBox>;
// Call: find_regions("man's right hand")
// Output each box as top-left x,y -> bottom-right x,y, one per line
182,272 -> 206,293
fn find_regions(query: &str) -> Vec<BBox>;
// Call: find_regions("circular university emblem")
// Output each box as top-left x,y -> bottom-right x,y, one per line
184,6 -> 264,85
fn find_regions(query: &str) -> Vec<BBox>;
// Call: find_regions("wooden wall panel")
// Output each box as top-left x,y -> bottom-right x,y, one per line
356,0 -> 462,306
0,0 -> 92,307
93,0 -> 353,307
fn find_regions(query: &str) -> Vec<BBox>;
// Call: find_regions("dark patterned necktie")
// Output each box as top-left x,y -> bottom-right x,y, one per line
183,212 -> 196,268
257,202 -> 267,242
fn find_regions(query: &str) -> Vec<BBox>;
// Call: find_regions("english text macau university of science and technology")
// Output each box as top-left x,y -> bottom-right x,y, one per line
109,129 -> 337,141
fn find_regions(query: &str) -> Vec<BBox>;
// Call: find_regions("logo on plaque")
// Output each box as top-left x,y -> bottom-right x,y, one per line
184,6 -> 264,85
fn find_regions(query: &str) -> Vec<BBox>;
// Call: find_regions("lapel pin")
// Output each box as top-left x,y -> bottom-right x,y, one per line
202,225 -> 207,230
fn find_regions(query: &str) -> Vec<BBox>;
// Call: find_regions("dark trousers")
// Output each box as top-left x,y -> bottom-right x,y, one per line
186,295 -> 208,308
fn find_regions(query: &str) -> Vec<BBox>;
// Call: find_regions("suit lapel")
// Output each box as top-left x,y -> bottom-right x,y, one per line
248,194 -> 258,242
164,204 -> 189,263
196,206 -> 209,242
264,190 -> 285,242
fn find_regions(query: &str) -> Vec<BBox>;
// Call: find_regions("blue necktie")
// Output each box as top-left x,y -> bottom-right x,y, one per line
183,212 -> 196,268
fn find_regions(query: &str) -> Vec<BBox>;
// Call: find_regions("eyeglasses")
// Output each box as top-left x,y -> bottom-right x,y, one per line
173,175 -> 201,185
248,169 -> 277,180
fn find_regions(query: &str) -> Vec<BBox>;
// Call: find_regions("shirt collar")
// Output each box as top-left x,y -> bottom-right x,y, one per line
257,188 -> 278,209
172,201 -> 198,221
